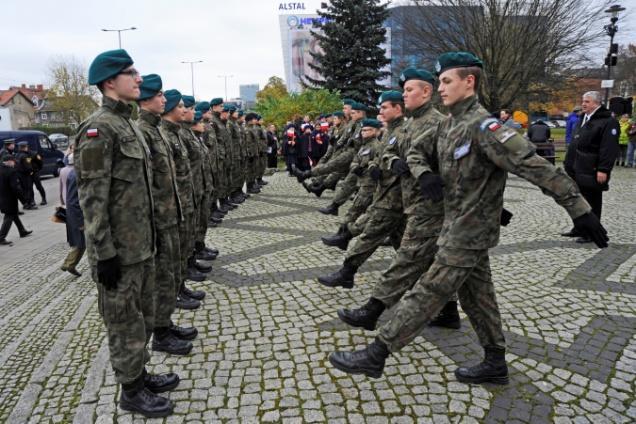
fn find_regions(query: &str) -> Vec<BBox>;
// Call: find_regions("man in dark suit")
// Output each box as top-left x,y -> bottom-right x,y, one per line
0,156 -> 32,245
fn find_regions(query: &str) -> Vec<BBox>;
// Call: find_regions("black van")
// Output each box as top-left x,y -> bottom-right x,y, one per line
0,130 -> 65,177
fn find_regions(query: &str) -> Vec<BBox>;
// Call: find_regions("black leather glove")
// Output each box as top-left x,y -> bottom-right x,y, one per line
573,212 -> 609,248
369,167 -> 381,182
418,173 -> 444,202
352,166 -> 364,177
500,208 -> 513,227
391,159 -> 410,176
97,256 -> 122,290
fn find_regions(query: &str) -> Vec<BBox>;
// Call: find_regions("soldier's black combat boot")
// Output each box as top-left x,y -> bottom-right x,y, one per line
321,224 -> 346,247
186,267 -> 206,282
120,375 -> 174,418
322,225 -> 352,251
143,368 -> 180,393
176,294 -> 200,310
209,216 -> 223,224
225,198 -> 238,209
329,337 -> 389,379
247,182 -> 261,194
429,301 -> 461,329
189,256 -> 212,274
207,220 -> 218,228
257,177 -> 268,185
170,321 -> 198,340
194,242 -> 217,261
218,202 -> 231,213
181,282 -> 205,300
318,262 -> 357,289
309,184 -> 326,198
318,203 -> 339,216
454,346 -> 509,385
301,180 -> 313,194
231,192 -> 245,204
337,297 -> 385,331
212,209 -> 226,219
204,245 -> 219,255
152,327 -> 193,355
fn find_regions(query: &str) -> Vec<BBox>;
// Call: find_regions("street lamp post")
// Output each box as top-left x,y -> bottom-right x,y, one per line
101,27 -> 137,49
182,60 -> 203,97
603,4 -> 626,106
218,75 -> 234,101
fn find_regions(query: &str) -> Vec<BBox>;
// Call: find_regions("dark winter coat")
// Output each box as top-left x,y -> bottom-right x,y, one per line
527,121 -> 551,143
282,125 -> 299,157
0,163 -> 24,214
65,168 -> 86,248
564,106 -> 620,191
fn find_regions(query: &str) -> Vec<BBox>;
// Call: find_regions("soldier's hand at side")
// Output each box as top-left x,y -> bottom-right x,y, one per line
573,212 -> 609,248
391,159 -> 410,176
369,166 -> 381,181
351,166 -> 364,177
97,256 -> 122,290
500,208 -> 513,227
418,173 -> 444,202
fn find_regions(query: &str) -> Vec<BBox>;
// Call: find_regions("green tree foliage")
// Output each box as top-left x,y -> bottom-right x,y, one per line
256,76 -> 289,104
306,0 -> 390,104
47,56 -> 99,126
255,78 -> 342,129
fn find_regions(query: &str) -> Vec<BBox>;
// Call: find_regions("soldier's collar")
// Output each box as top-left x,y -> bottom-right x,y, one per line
139,109 -> 161,126
449,95 -> 479,117
102,95 -> 133,118
387,116 -> 405,130
161,119 -> 181,132
408,101 -> 432,119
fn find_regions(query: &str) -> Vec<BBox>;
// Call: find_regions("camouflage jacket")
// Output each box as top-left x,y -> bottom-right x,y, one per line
312,120 -> 362,177
385,102 -> 445,221
137,110 -> 182,229
369,117 -> 405,211
211,113 -> 230,163
351,136 -> 383,188
227,119 -> 242,164
179,124 -> 205,200
245,124 -> 260,158
74,96 -> 155,266
160,119 -> 194,215
204,123 -> 220,175
192,129 -> 214,191
408,95 -> 591,250
257,125 -> 268,156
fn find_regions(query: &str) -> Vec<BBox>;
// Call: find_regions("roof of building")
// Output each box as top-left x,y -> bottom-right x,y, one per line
0,89 -> 33,107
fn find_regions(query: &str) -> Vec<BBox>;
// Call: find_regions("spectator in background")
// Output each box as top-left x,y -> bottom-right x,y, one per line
60,153 -> 85,276
282,122 -> 298,176
627,118 -> 636,168
528,119 -> 551,143
618,114 -> 630,166
500,109 -> 521,129
310,119 -> 330,166
0,156 -> 32,245
297,117 -> 313,171
266,124 -> 278,168
566,106 -> 582,145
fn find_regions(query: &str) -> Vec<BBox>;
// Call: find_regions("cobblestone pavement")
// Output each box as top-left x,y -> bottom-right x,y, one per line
1,168 -> 635,424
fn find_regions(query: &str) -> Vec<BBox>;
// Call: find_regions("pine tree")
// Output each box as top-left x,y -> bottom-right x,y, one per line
306,0 -> 390,105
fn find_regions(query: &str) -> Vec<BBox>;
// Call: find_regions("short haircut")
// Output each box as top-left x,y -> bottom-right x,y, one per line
456,66 -> 482,89
387,100 -> 405,113
501,108 -> 512,115
583,91 -> 602,104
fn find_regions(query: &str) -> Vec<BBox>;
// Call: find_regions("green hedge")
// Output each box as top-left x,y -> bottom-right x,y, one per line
19,124 -> 75,136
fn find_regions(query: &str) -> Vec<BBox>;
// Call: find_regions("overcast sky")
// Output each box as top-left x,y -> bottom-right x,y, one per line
2,0 -> 636,101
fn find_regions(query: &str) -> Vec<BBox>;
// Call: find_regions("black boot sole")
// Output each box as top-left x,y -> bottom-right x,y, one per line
337,309 -> 376,331
317,277 -> 353,289
318,208 -> 338,216
329,353 -> 382,379
454,371 -> 509,385
119,400 -> 174,418
171,330 -> 198,341
429,318 -> 461,330
146,378 -> 180,393
151,343 -> 192,356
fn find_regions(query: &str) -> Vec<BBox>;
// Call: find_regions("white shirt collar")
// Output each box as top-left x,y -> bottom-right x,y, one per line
585,105 -> 601,120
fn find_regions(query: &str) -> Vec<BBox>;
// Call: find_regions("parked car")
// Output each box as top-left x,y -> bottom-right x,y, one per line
551,120 -> 566,128
49,133 -> 69,149
0,130 -> 65,177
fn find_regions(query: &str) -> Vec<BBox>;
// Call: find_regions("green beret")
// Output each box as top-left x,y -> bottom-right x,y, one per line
378,90 -> 403,105
163,89 -> 182,114
88,49 -> 134,85
352,102 -> 368,111
138,74 -> 162,101
193,111 -> 203,123
332,111 -> 344,118
210,98 -> 224,106
399,67 -> 435,88
245,112 -> 259,122
182,95 -> 195,108
195,101 -> 210,112
256,114 -> 262,120
361,118 -> 382,129
435,52 -> 483,75
343,98 -> 355,106
223,104 -> 236,112
324,113 -> 332,118
238,110 -> 244,117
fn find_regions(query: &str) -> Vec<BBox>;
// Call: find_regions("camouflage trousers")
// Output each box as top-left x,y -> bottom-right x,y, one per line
378,247 -> 506,352
371,214 -> 441,307
258,154 -> 267,178
95,257 -> 155,384
344,208 -> 404,269
307,171 -> 344,191
154,225 -> 180,328
332,173 -> 359,207
216,162 -> 229,199
341,187 -> 374,233
178,212 -> 195,280
231,160 -> 245,192
196,192 -> 212,244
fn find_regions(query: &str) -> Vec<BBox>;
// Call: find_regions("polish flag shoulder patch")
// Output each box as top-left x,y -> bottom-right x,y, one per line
487,122 -> 501,132
86,128 -> 99,138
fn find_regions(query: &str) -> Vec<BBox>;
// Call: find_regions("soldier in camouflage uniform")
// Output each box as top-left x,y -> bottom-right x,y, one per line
329,52 -> 608,384
210,98 -> 234,212
160,90 -> 206,311
76,50 -> 175,417
136,75 -> 196,358
197,102 -> 224,223
227,106 -> 246,203
255,115 -> 269,187
244,113 -> 262,193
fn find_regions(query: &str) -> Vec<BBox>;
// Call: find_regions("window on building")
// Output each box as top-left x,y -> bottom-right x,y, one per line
41,112 -> 48,121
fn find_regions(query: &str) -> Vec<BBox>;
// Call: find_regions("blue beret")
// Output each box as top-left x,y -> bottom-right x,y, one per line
332,111 -> 344,118
435,52 -> 483,76
163,89 -> 182,114
361,118 -> 382,129
138,74 -> 162,101
378,90 -> 403,105
352,102 -> 368,111
88,49 -> 134,85
343,98 -> 355,106
193,111 -> 203,123
182,95 -> 195,108
195,101 -> 210,112
399,67 -> 435,88
210,98 -> 224,106
3,138 -> 15,145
